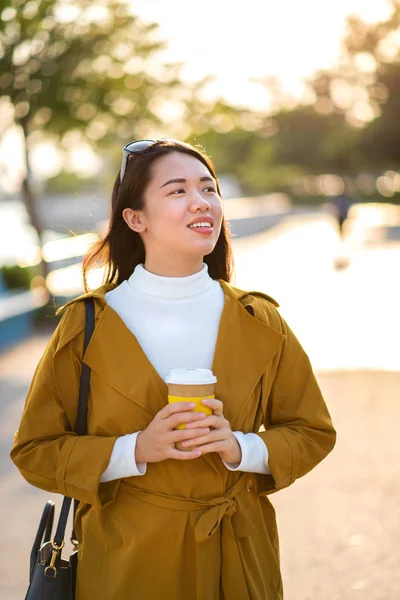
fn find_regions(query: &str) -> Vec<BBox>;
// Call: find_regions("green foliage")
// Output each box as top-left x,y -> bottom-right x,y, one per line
189,128 -> 277,196
189,107 -> 361,196
359,63 -> 400,168
0,263 -> 40,290
341,3 -> 400,169
0,0 -> 182,143
272,107 -> 361,174
43,170 -> 95,193
308,1 -> 400,172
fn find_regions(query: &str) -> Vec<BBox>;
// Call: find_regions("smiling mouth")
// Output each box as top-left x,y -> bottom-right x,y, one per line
188,222 -> 213,229
187,222 -> 214,235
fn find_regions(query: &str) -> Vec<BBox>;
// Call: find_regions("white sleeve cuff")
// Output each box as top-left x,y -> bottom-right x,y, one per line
100,432 -> 147,482
222,431 -> 271,474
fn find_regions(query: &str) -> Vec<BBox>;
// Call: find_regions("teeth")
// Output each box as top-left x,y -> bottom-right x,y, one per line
189,222 -> 212,228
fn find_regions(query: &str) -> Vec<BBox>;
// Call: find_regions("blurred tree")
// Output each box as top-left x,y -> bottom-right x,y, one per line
189,126 -> 278,196
271,107 -> 361,175
190,106 -> 361,197
183,95 -> 280,195
43,170 -> 95,194
357,64 -> 400,168
309,0 -> 400,171
343,3 -> 400,169
0,0 -> 182,274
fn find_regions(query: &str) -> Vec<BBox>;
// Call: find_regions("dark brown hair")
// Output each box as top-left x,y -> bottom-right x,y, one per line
83,140 -> 234,290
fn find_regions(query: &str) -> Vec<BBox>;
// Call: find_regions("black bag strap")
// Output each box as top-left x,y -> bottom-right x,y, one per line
53,297 -> 95,547
30,500 -> 55,580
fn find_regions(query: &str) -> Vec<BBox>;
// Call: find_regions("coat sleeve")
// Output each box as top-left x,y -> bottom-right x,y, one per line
10,303 -> 120,508
255,312 -> 336,495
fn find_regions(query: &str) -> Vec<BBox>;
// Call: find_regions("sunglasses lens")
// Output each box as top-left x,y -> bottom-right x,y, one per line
124,140 -> 155,153
120,139 -> 181,183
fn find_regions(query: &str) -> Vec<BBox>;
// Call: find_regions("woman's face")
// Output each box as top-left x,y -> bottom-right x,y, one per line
123,151 -> 223,271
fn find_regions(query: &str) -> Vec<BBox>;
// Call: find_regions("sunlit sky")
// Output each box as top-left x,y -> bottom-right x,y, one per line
0,0 -> 394,189
134,0 -> 392,110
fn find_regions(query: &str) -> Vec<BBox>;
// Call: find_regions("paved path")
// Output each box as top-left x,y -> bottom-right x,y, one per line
1,214 -> 399,599
233,212 -> 400,371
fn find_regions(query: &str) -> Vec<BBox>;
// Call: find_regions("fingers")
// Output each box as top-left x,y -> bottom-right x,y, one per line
186,414 -> 227,430
180,428 -> 228,448
159,402 -> 197,418
167,411 -> 209,430
168,448 -> 202,461
160,403 -> 211,427
192,441 -> 226,455
200,398 -> 223,416
170,427 -> 211,443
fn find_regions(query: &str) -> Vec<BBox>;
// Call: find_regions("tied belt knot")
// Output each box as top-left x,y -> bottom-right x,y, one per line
119,473 -> 256,542
195,494 -> 238,542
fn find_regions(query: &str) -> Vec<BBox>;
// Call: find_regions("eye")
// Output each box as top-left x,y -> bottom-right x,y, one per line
171,188 -> 185,195
203,186 -> 216,193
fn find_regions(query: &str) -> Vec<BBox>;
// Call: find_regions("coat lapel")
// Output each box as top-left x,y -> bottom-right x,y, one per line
213,281 -> 284,428
83,303 -> 168,417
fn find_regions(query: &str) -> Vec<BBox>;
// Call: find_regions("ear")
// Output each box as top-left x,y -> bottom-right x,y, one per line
122,208 -> 147,233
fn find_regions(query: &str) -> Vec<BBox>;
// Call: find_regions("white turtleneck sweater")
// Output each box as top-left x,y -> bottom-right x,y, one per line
100,263 -> 271,482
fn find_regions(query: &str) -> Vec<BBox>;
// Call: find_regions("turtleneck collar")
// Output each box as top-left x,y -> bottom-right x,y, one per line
127,263 -> 214,299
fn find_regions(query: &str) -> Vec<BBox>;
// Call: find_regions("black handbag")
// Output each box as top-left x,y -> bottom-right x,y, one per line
25,298 -> 95,600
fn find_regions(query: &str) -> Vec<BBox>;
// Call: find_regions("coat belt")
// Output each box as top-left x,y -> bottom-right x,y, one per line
119,473 -> 257,599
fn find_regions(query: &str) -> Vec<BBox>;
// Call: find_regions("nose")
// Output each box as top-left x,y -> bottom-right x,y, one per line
189,190 -> 211,212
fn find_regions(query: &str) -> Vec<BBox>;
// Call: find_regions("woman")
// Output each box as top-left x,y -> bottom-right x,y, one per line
11,139 -> 336,600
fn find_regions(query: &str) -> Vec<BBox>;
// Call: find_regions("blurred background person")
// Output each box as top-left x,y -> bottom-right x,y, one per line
330,192 -> 354,237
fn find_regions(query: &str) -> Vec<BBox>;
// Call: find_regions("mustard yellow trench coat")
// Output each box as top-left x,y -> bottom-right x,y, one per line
11,280 -> 336,600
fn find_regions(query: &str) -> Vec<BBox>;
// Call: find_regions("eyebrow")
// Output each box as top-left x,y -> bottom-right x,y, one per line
160,176 -> 214,189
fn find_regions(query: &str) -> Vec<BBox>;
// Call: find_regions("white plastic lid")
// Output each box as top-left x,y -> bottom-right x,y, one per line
165,368 -> 217,385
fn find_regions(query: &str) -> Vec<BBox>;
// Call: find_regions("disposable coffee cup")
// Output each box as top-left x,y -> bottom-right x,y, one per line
165,368 -> 217,451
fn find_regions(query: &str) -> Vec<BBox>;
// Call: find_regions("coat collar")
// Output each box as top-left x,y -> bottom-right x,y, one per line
57,280 -> 284,427
55,279 -> 279,314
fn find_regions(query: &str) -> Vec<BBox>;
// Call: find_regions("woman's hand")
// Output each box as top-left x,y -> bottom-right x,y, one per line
135,402 -> 212,464
182,399 -> 242,466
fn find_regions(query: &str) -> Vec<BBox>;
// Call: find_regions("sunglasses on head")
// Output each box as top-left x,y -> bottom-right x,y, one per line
120,138 -> 181,182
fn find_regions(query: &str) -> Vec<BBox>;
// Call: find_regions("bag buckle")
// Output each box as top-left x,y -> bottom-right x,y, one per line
44,541 -> 65,578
